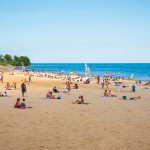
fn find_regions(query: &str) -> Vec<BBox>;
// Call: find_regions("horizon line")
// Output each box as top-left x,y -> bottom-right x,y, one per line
31,62 -> 150,64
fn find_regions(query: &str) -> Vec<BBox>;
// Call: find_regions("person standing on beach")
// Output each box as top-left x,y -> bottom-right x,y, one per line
21,82 -> 26,97
97,76 -> 100,84
0,74 -> 3,83
66,81 -> 72,95
106,78 -> 110,89
101,79 -> 104,88
28,75 -> 32,84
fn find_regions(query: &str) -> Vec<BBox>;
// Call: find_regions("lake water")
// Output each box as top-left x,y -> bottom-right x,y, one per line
26,63 -> 150,81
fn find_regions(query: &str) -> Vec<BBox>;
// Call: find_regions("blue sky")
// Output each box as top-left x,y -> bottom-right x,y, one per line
0,0 -> 150,63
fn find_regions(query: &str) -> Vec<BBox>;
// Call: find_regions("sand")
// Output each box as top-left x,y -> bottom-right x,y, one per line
0,73 -> 150,150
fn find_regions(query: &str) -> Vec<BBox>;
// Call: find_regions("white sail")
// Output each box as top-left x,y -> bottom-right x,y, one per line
22,62 -> 25,71
85,63 -> 91,77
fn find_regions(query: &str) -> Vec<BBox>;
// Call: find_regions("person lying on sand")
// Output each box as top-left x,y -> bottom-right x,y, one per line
53,86 -> 59,93
0,91 -> 7,97
129,96 -> 141,100
143,81 -> 150,86
9,72 -> 14,75
72,95 -> 84,104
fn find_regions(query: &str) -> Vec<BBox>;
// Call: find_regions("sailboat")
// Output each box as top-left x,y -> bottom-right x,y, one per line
22,62 -> 25,71
85,63 -> 91,77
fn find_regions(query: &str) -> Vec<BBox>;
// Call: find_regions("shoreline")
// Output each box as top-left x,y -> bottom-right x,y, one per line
1,64 -> 150,81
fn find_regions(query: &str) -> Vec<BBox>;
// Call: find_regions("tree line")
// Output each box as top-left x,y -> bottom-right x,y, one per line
0,54 -> 31,66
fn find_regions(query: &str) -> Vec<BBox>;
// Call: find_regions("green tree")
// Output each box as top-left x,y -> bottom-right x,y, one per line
12,55 -> 19,66
0,55 -> 4,64
4,54 -> 13,64
0,54 -> 31,66
19,56 -> 31,66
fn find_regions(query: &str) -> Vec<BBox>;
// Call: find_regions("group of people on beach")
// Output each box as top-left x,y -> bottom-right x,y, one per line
44,77 -> 85,104
1,69 -> 147,111
46,90 -> 61,99
104,90 -> 117,97
14,98 -> 32,109
5,82 -> 17,90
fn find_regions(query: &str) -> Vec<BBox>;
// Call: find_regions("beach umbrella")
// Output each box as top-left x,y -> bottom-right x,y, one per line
70,72 -> 74,75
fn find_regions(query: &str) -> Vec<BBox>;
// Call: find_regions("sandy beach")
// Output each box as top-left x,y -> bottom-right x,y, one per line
0,72 -> 150,150
1,0 -> 150,149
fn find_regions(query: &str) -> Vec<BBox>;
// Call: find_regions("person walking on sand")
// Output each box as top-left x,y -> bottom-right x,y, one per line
28,74 -> 32,84
21,82 -> 26,97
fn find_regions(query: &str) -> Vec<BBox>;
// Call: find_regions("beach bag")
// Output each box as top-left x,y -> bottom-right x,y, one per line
57,96 -> 61,99
122,96 -> 127,100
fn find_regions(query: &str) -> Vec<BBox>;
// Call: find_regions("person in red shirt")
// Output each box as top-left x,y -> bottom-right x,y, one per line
14,98 -> 21,108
